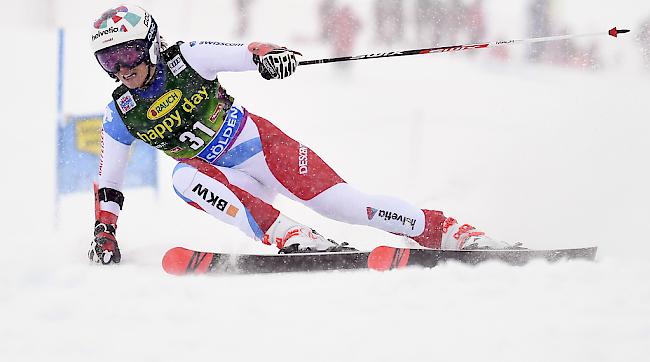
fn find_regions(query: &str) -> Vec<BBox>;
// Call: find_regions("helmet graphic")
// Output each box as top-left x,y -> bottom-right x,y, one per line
91,5 -> 160,73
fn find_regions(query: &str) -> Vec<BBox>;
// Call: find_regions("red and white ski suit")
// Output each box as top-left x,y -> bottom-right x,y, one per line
98,41 -> 453,249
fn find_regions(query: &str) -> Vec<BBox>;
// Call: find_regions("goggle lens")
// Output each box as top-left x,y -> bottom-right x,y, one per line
95,40 -> 149,73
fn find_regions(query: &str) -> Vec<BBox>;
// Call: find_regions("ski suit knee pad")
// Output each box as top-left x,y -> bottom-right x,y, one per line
171,162 -> 265,240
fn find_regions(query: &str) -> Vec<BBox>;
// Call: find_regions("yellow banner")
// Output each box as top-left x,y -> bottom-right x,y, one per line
74,117 -> 102,156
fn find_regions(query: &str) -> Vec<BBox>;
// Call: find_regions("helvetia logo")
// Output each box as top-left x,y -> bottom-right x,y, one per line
366,207 -> 417,230
147,89 -> 182,120
92,27 -> 120,41
93,6 -> 141,30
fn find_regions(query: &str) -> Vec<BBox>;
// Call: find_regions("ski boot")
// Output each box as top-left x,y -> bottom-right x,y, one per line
263,215 -> 357,254
411,210 -> 522,250
442,218 -> 521,250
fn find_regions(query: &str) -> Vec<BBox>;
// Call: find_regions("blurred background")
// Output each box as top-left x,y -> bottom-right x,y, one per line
1,2 -> 650,361
12,0 -> 650,70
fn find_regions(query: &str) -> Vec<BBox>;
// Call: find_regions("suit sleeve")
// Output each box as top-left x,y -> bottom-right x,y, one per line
97,101 -> 134,217
179,41 -> 257,80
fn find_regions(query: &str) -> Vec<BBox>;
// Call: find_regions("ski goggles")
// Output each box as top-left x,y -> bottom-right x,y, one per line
95,39 -> 149,74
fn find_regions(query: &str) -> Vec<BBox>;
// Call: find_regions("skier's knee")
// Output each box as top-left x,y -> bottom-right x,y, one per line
307,183 -> 364,221
171,162 -> 198,200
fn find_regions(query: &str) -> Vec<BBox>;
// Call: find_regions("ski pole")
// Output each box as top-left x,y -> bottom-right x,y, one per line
298,27 -> 630,66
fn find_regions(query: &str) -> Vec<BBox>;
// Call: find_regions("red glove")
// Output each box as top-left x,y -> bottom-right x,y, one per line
90,184 -> 124,264
89,218 -> 121,264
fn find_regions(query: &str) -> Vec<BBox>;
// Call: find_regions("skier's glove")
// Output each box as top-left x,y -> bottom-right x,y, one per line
91,185 -> 124,264
89,221 -> 121,264
249,42 -> 301,80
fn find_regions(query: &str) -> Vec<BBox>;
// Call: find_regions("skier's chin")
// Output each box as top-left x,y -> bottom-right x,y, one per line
120,74 -> 146,89
117,66 -> 148,89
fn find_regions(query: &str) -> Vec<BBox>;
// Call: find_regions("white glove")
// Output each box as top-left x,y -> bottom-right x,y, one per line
248,42 -> 300,80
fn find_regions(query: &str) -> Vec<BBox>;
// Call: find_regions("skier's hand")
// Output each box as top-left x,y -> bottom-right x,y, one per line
89,221 -> 121,264
249,42 -> 301,80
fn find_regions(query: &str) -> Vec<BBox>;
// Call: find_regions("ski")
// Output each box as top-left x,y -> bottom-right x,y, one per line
162,247 -> 370,275
367,246 -> 598,271
162,245 -> 597,275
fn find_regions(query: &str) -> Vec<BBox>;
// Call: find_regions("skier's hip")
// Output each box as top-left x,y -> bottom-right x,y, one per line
191,104 -> 248,165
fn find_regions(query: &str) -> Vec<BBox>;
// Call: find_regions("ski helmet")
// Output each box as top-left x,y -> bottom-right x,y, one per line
91,5 -> 160,73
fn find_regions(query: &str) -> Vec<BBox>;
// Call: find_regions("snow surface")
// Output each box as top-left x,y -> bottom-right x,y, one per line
1,1 -> 650,361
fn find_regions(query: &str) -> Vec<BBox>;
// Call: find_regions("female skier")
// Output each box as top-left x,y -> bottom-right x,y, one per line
89,5 -> 512,264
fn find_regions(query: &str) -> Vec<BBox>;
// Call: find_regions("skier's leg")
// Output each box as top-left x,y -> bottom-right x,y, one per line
173,160 -> 343,251
171,161 -> 278,241
231,113 -> 509,250
304,187 -> 504,250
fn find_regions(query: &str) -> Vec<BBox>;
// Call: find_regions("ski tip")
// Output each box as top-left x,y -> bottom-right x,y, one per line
368,246 -> 411,271
609,27 -> 630,38
162,247 -> 193,276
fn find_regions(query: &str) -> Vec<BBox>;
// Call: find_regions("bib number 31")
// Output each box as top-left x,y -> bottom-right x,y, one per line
180,121 -> 216,150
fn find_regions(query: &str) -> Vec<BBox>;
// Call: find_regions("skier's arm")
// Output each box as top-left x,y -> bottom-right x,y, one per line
97,102 -> 134,216
89,102 -> 135,264
179,41 -> 256,79
180,41 -> 299,80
